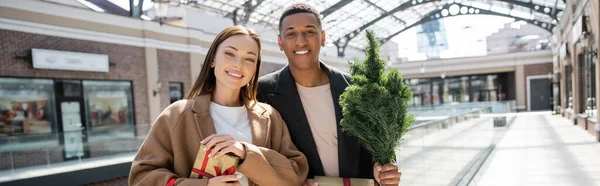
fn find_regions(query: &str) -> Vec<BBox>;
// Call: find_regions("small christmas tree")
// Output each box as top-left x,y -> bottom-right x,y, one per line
339,29 -> 415,164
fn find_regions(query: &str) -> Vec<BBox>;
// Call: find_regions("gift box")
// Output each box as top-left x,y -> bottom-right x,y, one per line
314,176 -> 375,186
190,144 -> 240,179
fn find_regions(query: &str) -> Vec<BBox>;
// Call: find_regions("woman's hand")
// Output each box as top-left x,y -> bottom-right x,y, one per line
207,175 -> 241,186
201,134 -> 246,159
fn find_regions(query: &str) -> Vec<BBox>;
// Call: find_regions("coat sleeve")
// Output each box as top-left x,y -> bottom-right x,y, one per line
128,105 -> 209,186
237,108 -> 309,186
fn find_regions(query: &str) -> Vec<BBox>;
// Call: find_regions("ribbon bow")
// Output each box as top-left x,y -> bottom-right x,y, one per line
192,166 -> 236,179
192,148 -> 237,179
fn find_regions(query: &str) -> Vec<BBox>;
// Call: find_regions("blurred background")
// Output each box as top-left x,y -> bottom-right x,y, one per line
0,0 -> 598,185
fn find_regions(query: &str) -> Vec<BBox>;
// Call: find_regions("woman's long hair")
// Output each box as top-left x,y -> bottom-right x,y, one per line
185,26 -> 262,107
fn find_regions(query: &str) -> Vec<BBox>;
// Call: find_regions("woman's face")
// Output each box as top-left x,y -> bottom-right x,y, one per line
212,34 -> 259,93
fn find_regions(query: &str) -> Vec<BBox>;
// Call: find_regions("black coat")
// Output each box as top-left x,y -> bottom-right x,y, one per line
257,62 -> 374,179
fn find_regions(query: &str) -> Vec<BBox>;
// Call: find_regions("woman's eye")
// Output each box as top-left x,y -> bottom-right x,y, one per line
225,52 -> 234,57
245,58 -> 255,63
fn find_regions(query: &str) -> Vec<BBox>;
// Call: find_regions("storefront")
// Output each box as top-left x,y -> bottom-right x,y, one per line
0,28 -> 150,166
554,0 -> 600,140
405,72 -> 513,106
0,77 -> 135,157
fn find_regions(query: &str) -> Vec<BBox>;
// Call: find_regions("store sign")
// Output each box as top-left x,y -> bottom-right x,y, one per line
572,16 -> 583,42
32,49 -> 109,72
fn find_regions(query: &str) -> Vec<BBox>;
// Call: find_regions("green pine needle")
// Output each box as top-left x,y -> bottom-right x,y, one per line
340,30 -> 415,164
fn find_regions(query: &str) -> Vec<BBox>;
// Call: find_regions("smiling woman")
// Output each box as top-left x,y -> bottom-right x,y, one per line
129,25 -> 308,186
185,26 -> 262,106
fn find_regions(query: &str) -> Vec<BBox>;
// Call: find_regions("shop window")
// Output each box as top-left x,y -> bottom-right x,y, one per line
445,77 -> 465,103
566,65 -> 573,109
83,81 -> 134,129
584,47 -> 597,118
0,78 -> 56,136
169,82 -> 184,104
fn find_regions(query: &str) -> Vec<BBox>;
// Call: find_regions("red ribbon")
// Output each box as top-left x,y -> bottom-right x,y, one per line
201,148 -> 212,175
343,178 -> 351,186
192,166 -> 237,179
213,166 -> 236,176
192,168 -> 214,179
166,177 -> 176,186
192,148 -> 237,179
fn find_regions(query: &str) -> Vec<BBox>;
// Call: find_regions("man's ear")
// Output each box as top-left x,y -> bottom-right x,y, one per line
321,30 -> 327,47
278,35 -> 284,51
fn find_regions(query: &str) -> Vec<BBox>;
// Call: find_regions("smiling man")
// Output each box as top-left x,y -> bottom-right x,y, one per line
257,3 -> 401,186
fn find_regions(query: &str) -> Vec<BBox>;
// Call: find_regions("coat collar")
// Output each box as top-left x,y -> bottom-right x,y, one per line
190,94 -> 269,147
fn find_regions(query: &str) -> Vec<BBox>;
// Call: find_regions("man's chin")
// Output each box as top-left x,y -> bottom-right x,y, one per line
289,60 -> 318,70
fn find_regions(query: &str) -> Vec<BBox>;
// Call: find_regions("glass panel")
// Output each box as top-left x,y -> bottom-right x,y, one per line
62,80 -> 82,97
589,48 -> 597,118
60,102 -> 82,131
60,101 -> 85,159
579,53 -> 586,113
83,81 -> 134,130
169,82 -> 183,104
432,79 -> 442,105
566,65 -> 573,109
0,78 -> 56,136
584,47 -> 597,118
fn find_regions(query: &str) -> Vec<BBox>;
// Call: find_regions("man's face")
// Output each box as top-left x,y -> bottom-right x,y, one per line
278,13 -> 326,70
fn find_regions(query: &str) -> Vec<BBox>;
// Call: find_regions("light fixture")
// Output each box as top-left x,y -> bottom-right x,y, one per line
153,0 -> 170,25
153,81 -> 162,96
420,64 -> 426,74
581,32 -> 591,49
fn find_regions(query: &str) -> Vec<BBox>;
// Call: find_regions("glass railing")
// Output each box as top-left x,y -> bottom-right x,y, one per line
399,106 -> 515,186
0,101 -> 516,185
409,101 -> 516,114
0,124 -> 147,172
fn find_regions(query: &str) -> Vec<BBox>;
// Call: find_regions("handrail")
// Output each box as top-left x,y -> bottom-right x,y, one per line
411,107 -> 491,130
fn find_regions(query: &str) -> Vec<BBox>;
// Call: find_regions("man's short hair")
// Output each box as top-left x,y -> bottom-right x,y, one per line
278,3 -> 322,33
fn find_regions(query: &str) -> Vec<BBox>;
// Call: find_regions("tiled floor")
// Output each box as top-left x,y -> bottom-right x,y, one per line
474,113 -> 600,186
398,116 -> 497,186
399,112 -> 600,186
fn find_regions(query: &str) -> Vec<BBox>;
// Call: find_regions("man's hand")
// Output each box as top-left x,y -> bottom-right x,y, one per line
303,179 -> 319,186
207,175 -> 241,186
373,162 -> 401,186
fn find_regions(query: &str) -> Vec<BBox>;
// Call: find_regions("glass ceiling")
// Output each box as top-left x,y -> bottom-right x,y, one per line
184,0 -> 564,52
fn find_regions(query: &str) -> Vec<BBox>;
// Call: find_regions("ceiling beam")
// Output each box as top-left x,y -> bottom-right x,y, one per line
321,0 -> 354,18
363,0 -> 406,25
333,0 -> 559,57
381,3 -> 555,44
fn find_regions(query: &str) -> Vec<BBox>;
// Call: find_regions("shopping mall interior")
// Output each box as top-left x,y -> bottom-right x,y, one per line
0,0 -> 599,185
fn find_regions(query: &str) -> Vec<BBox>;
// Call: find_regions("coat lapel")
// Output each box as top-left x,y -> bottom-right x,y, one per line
191,94 -> 216,140
322,63 -> 362,177
247,103 -> 268,147
268,66 -> 325,176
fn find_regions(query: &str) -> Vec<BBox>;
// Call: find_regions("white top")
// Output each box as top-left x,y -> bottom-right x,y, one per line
210,102 -> 251,186
296,83 -> 340,177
